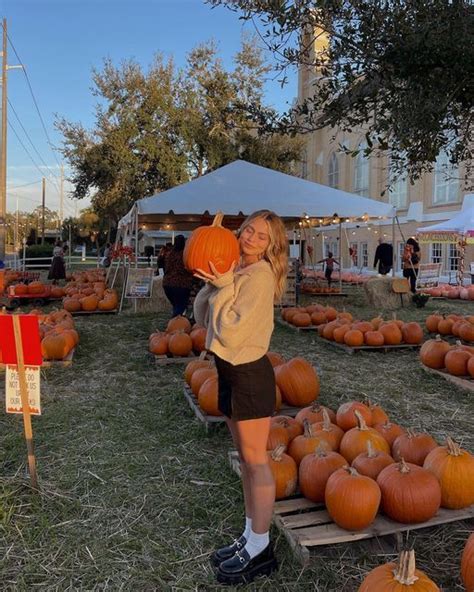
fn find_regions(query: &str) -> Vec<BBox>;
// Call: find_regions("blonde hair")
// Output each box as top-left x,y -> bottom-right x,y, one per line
238,210 -> 288,300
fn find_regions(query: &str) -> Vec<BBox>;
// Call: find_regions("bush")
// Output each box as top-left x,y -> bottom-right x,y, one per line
22,244 -> 54,259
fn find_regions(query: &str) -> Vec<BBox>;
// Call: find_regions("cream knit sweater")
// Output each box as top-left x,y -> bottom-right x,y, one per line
193,260 -> 275,365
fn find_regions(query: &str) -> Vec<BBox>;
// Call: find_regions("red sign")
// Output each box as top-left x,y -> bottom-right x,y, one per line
0,315 -> 43,366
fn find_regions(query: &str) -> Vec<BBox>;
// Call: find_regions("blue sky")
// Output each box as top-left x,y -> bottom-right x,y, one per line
1,0 -> 297,216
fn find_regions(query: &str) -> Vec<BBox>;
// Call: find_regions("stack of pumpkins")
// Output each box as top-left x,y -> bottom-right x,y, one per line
184,352 -> 320,418
426,313 -> 474,341
420,334 -> 474,377
300,280 -> 341,295
281,304 -> 350,328
149,317 -> 207,358
33,308 -> 80,361
265,398 -> 474,536
423,284 -> 474,300
62,277 -> 118,313
318,313 -> 424,348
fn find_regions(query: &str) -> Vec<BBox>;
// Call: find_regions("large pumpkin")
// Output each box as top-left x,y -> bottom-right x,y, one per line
167,316 -> 192,334
80,294 -> 99,312
268,445 -> 298,500
305,409 -> 343,450
149,334 -> 169,355
168,332 -> 193,357
336,401 -> 373,431
379,322 -> 403,345
274,358 -> 320,406
358,550 -> 440,592
420,335 -> 451,369
401,322 -> 424,344
462,533 -> 474,592
325,466 -> 381,531
41,334 -> 70,360
270,416 -> 303,442
423,437 -> 474,509
190,367 -> 217,396
184,358 -> 213,386
183,212 -> 240,274
376,460 -> 441,523
339,410 -> 391,464
295,402 -> 336,426
190,327 -> 207,352
63,297 -> 81,313
299,447 -> 347,503
287,419 -> 332,466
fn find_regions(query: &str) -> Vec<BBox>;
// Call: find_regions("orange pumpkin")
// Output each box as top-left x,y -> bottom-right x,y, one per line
392,429 -> 438,466
41,334 -> 70,360
266,351 -> 285,367
274,358 -> 320,406
295,402 -> 337,426
336,401 -> 373,431
310,409 -> 345,451
183,212 -> 240,274
401,322 -> 424,344
344,329 -> 364,347
14,283 -> 28,295
168,332 -> 193,357
461,533 -> 474,592
80,294 -> 99,311
190,327 -> 207,352
423,437 -> 474,509
299,447 -> 347,503
373,421 -> 406,447
364,330 -> 384,346
291,312 -> 312,327
310,311 -> 327,326
325,466 -> 381,530
167,316 -> 192,334
268,445 -> 298,500
287,419 -> 332,466
379,322 -> 402,345
358,550 -> 440,592
184,359 -> 213,385
339,410 -> 391,464
149,334 -> 169,355
63,298 -> 82,313
197,375 -> 222,416
419,335 -> 451,369
267,423 -> 290,450
352,440 -> 395,480
270,416 -> 303,442
333,324 -> 351,343
27,281 -> 44,294
444,348 -> 471,376
190,367 -> 217,396
377,459 -> 441,523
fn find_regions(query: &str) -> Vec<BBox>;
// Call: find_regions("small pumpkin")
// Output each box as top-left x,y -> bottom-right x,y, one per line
295,402 -> 337,426
364,330 -> 384,346
423,437 -> 474,509
41,334 -> 70,360
444,346 -> 472,376
392,429 -> 438,466
267,423 -> 290,450
149,334 -> 169,355
287,419 -> 332,466
336,401 -> 373,431
268,445 -> 298,500
299,446 -> 347,503
344,329 -> 364,347
197,375 -> 222,416
325,466 -> 381,531
352,440 -> 395,480
419,335 -> 451,369
358,549 -> 440,592
310,409 -> 345,450
373,421 -> 406,447
270,416 -> 303,442
168,332 -> 193,357
339,410 -> 391,464
461,533 -> 474,592
190,367 -> 217,396
167,316 -> 192,334
377,459 -> 441,523
401,322 -> 424,345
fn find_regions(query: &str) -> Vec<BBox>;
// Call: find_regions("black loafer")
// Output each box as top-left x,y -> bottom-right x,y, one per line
216,544 -> 278,585
210,536 -> 246,567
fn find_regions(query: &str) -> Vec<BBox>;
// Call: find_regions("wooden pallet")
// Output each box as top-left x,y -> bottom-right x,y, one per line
184,385 -> 304,431
421,365 -> 474,393
227,450 -> 474,566
301,292 -> 349,298
42,348 -> 75,368
321,339 -> 423,355
71,309 -> 118,316
153,352 -> 200,366
276,319 -> 318,332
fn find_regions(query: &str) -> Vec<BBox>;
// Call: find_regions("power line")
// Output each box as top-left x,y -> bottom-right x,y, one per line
5,24 -> 63,171
7,98 -> 61,193
7,179 -> 41,189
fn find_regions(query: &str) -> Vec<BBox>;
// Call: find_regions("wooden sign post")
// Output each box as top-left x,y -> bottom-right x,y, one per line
0,314 -> 42,489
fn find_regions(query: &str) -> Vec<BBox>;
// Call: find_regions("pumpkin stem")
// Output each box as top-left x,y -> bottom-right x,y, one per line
303,419 -> 315,438
343,465 -> 359,477
321,408 -> 332,431
406,428 -> 416,439
393,550 -> 419,585
435,334 -> 442,341
354,409 -> 368,431
366,440 -> 376,458
212,212 -> 225,227
199,351 -> 207,360
446,436 -> 462,456
270,444 -> 287,461
315,444 -> 329,457
398,458 -> 411,474
311,401 -> 321,412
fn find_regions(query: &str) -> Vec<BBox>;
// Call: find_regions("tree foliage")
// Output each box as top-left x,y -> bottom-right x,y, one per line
207,0 -> 474,180
56,38 -> 304,224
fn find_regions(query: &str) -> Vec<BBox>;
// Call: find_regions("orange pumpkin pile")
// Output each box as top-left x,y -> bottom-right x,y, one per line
32,308 -> 80,361
60,270 -> 118,312
425,313 -> 474,341
149,317 -> 206,358
260,397 -> 474,532
281,304 -> 350,328
300,279 -> 341,294
423,284 -> 474,300
420,334 -> 474,377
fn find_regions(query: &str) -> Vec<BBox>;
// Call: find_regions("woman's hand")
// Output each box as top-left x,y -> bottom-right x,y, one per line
194,261 -> 236,284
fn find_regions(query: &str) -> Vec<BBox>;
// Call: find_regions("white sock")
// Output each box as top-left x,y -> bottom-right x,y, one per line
242,517 -> 252,540
244,529 -> 269,559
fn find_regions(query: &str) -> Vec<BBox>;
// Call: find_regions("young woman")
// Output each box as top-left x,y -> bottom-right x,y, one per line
47,240 -> 66,284
193,210 -> 288,586
162,235 -> 194,317
402,237 -> 421,293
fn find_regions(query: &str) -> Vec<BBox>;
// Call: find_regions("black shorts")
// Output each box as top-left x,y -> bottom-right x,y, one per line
214,354 -> 276,421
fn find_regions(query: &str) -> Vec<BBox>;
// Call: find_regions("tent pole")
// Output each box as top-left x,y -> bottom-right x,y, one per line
391,216 -> 396,277
338,221 -> 342,293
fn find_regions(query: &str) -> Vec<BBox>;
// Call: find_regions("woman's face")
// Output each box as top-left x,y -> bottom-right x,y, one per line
239,217 -> 270,259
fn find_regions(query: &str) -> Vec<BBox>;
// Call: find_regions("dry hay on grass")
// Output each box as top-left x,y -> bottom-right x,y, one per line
0,302 -> 473,591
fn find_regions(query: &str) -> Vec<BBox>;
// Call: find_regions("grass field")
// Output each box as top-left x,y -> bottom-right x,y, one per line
1,291 -> 473,591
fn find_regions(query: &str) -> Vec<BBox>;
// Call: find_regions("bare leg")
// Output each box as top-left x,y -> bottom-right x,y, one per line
226,418 -> 253,521
236,417 -> 274,533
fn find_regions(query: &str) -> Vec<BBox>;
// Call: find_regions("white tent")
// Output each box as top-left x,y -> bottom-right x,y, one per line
118,160 -> 395,230
418,194 -> 474,244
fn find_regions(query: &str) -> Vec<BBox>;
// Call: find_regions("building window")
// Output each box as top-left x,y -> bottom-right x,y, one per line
430,242 -> 442,265
353,142 -> 370,196
448,243 -> 459,271
397,241 -> 405,271
388,157 -> 408,208
433,151 -> 459,204
350,242 -> 358,267
328,153 -> 339,188
301,150 -> 308,179
360,242 -> 368,267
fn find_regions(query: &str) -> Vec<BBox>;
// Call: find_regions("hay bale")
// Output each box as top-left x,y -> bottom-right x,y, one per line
125,276 -> 171,314
364,276 -> 412,310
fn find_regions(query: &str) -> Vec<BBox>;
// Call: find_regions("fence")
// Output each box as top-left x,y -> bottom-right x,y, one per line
8,255 -> 159,272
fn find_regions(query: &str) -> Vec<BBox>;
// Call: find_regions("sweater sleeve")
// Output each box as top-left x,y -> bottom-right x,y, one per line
210,268 -> 274,350
193,283 -> 214,328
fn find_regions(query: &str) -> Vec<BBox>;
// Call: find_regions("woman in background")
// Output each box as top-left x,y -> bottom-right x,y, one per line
162,235 -> 193,317
48,240 -> 66,284
402,237 -> 421,293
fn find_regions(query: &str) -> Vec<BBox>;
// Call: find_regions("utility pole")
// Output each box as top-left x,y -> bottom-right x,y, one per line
41,177 -> 45,244
59,163 -> 64,231
0,19 -> 23,262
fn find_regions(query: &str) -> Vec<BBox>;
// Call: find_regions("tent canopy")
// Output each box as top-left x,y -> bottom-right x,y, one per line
119,160 -> 395,230
418,194 -> 474,243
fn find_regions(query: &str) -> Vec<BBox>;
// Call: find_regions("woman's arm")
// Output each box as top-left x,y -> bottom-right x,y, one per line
193,283 -> 214,327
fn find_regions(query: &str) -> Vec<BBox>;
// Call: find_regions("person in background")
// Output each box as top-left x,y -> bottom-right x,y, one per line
102,243 -> 112,268
162,235 -> 193,317
156,242 -> 172,276
48,240 -> 66,284
373,237 -> 393,275
193,209 -> 288,585
402,237 -> 421,293
317,252 -> 340,287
